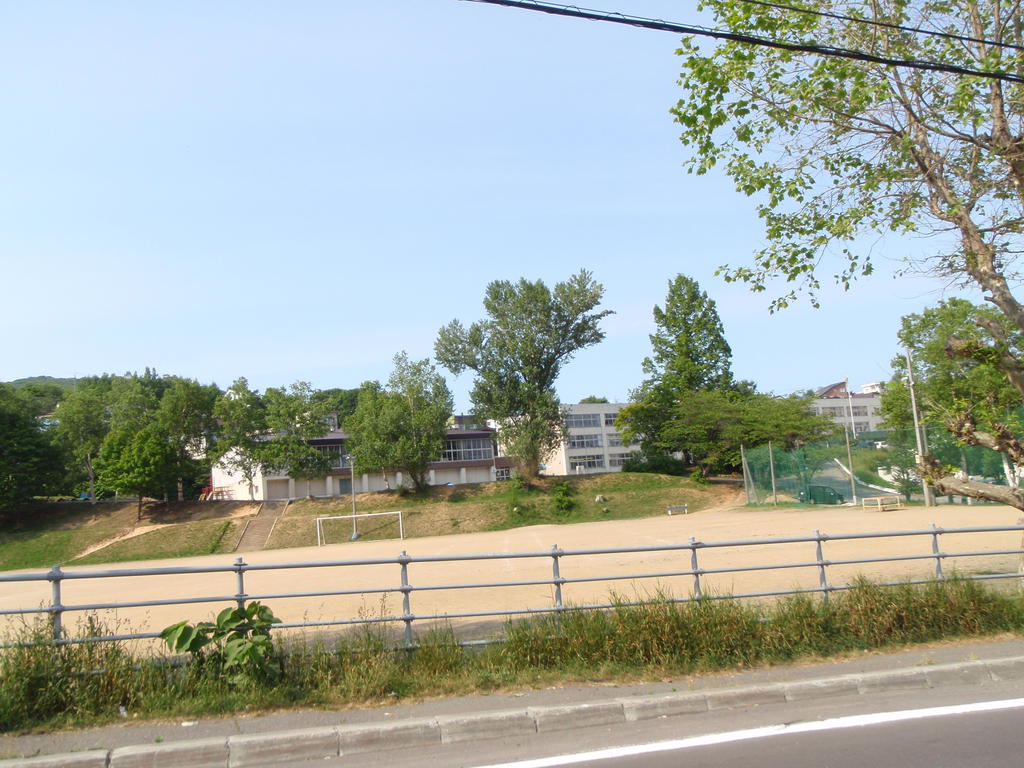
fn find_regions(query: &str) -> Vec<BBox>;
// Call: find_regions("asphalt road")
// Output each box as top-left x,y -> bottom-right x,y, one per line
278,678 -> 1024,768
497,702 -> 1024,768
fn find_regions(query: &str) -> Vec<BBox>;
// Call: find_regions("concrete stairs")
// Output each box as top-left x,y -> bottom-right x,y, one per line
234,501 -> 288,553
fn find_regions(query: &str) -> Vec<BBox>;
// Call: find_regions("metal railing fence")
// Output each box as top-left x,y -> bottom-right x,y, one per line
2,523 -> 1022,649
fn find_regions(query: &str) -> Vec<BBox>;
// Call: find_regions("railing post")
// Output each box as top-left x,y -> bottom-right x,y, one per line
48,565 -> 64,643
399,551 -> 414,650
931,523 -> 944,580
234,557 -> 247,612
551,545 -> 564,614
814,530 -> 830,603
689,537 -> 702,600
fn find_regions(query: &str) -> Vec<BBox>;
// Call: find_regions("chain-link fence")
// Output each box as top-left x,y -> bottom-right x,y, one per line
741,442 -> 882,505
741,432 -> 1013,506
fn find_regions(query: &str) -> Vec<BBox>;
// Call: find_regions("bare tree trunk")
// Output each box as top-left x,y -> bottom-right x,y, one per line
1002,453 -> 1019,490
85,454 -> 97,506
960,448 -> 974,505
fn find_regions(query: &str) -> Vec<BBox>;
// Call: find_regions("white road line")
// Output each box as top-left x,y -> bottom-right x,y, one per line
471,697 -> 1024,768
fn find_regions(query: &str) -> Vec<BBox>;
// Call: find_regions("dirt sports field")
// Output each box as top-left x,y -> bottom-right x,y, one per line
2,494 -> 1023,645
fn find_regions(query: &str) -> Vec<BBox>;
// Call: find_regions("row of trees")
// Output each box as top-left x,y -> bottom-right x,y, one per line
0,371 -> 367,515
435,270 -> 836,483
2,267 -> 840,515
2,270 -> 615,513
616,275 -> 838,478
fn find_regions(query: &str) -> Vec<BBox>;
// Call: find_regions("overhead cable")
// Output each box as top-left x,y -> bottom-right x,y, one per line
736,0 -> 1024,54
461,0 -> 1024,84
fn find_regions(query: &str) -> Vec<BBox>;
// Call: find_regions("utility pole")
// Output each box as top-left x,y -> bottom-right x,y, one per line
844,379 -> 857,504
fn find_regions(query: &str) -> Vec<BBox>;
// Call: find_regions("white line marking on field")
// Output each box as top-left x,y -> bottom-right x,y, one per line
471,697 -> 1024,768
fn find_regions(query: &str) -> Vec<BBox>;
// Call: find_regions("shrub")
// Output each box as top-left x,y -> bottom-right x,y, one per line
621,454 -> 690,476
550,481 -> 578,514
160,602 -> 282,687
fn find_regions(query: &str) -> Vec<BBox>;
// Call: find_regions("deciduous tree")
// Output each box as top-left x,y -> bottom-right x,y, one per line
435,270 -> 612,479
675,0 -> 1024,507
619,389 -> 833,478
156,378 -> 220,501
259,382 -> 332,479
883,299 -> 1022,488
212,378 -> 267,501
53,385 -> 109,504
0,385 -> 62,512
98,423 -> 177,520
344,353 -> 453,490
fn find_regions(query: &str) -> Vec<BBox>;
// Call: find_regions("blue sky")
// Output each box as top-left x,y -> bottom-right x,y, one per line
1,1 -> 969,411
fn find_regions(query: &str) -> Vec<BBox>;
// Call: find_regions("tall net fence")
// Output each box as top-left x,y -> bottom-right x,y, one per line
742,431 -> 1011,506
742,442 -> 883,505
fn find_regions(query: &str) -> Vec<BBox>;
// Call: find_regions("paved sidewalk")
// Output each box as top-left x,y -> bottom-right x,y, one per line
2,636 -> 1023,767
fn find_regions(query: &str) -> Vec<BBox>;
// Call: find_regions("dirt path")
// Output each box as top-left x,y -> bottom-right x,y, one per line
2,499 -> 1021,645
69,503 -> 259,561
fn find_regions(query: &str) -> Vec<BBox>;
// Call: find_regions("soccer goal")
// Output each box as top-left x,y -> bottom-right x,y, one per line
316,511 -> 404,545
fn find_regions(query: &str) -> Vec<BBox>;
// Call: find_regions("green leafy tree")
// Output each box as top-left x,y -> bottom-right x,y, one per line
13,382 -> 67,417
620,390 -> 833,478
342,381 -> 394,488
259,382 -> 332,479
674,0 -> 1024,508
53,385 -> 109,504
882,429 -> 922,502
344,353 -> 454,490
95,374 -> 171,518
0,385 -> 63,512
97,423 -> 177,520
435,270 -> 612,479
622,275 -> 736,452
640,274 -> 733,396
311,388 -> 361,426
156,378 -> 221,500
212,378 -> 268,501
882,299 -> 1023,489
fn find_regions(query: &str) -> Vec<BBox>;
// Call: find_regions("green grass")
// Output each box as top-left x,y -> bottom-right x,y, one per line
1,475 -> 733,568
0,501 -> 259,571
1,577 -> 1020,733
0,505 -> 134,571
272,473 -> 731,549
71,519 -> 243,565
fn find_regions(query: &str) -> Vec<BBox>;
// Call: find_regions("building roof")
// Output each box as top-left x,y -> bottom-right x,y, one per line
815,381 -> 849,398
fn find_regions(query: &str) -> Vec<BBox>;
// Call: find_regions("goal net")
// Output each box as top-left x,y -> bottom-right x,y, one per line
316,511 -> 404,545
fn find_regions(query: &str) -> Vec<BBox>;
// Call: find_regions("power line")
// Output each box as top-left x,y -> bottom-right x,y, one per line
736,0 -> 1024,54
461,0 -> 1024,84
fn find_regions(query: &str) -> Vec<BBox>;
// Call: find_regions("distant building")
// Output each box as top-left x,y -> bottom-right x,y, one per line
811,381 -> 885,436
210,415 -> 513,501
541,402 -> 640,476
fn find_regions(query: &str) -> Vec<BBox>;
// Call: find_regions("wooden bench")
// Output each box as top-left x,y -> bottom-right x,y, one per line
666,504 -> 689,515
862,495 -> 903,511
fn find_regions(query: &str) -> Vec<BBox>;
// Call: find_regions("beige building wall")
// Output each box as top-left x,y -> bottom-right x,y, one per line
811,386 -> 885,436
210,452 -> 266,501
541,402 -> 640,477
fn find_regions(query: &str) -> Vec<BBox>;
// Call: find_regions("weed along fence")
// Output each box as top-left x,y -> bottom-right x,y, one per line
2,523 -> 1024,650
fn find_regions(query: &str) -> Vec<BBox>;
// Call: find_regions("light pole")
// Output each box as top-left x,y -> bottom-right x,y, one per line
349,453 -> 359,540
844,378 -> 857,504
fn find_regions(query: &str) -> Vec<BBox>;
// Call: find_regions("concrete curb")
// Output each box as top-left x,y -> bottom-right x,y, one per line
5,655 -> 1024,768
